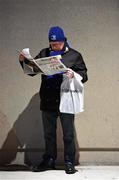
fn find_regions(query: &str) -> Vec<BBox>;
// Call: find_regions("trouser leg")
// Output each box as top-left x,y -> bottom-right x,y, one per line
60,113 -> 75,165
42,111 -> 58,160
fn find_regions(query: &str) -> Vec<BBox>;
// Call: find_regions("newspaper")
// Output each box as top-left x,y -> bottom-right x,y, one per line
20,48 -> 68,75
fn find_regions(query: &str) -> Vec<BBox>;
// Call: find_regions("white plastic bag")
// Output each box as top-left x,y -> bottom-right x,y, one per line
59,72 -> 84,114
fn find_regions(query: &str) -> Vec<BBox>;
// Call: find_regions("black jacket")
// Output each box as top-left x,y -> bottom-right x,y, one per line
20,47 -> 88,111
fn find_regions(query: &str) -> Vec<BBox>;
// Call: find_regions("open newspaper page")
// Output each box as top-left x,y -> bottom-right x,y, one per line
33,55 -> 67,75
20,48 -> 67,75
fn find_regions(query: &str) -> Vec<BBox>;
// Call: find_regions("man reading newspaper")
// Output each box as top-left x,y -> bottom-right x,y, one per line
19,26 -> 88,174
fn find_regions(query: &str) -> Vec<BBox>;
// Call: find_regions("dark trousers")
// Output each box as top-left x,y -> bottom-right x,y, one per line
42,111 -> 75,164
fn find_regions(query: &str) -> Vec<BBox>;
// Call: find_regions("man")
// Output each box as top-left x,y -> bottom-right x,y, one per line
19,26 -> 88,174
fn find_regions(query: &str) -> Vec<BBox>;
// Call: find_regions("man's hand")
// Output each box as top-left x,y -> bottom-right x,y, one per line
65,69 -> 74,78
19,54 -> 25,62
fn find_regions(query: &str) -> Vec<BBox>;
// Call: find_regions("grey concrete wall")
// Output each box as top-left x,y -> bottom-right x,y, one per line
0,0 -> 119,165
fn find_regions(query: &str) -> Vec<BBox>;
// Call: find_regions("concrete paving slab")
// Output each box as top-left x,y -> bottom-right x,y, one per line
0,166 -> 119,180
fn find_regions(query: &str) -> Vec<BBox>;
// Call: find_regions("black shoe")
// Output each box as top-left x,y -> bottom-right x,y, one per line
65,162 -> 77,174
30,166 -> 40,172
31,158 -> 55,172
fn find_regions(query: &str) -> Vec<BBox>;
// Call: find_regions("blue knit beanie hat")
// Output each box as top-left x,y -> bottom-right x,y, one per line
48,26 -> 65,42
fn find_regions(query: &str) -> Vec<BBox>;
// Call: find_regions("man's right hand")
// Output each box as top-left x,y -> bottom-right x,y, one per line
19,54 -> 25,62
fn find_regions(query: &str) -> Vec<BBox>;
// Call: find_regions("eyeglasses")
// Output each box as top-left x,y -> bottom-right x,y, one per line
50,42 -> 64,46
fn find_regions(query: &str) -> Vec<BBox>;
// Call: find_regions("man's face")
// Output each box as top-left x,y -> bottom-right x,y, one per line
50,41 -> 64,51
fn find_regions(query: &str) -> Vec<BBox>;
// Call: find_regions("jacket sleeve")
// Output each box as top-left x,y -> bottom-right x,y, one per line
19,58 -> 37,77
19,50 -> 43,77
71,53 -> 88,83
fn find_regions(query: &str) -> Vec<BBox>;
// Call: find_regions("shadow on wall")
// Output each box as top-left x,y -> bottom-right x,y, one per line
0,93 -> 80,167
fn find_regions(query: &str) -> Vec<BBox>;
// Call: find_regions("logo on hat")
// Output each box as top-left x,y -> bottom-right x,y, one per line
50,35 -> 57,41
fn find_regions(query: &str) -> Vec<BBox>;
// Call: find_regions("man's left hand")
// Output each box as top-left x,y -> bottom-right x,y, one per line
65,69 -> 74,78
